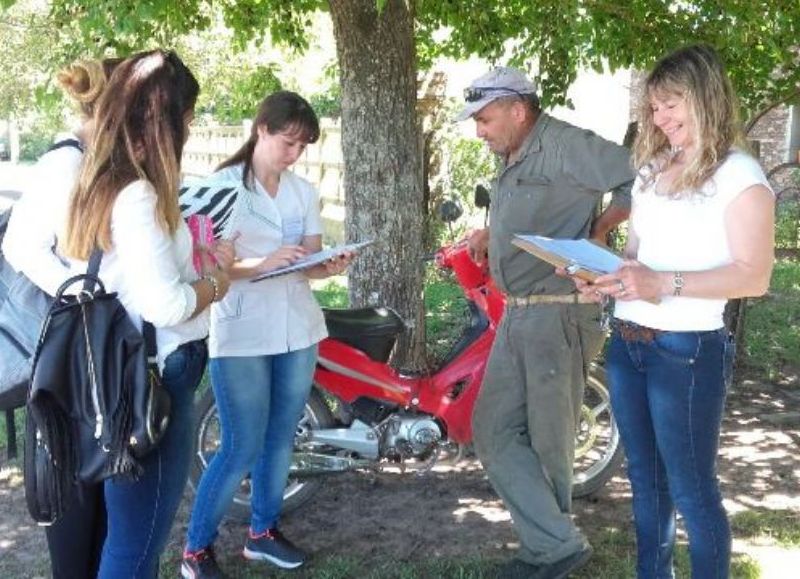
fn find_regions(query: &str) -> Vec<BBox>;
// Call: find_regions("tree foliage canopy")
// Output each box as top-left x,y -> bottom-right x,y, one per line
416,0 -> 800,116
12,0 -> 793,120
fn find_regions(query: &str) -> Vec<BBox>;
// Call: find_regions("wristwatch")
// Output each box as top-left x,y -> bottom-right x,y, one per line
672,272 -> 684,296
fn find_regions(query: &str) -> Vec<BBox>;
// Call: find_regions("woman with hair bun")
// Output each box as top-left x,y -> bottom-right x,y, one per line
3,57 -> 120,579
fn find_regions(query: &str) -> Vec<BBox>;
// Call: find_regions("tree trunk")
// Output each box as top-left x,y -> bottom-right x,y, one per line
328,0 -> 426,369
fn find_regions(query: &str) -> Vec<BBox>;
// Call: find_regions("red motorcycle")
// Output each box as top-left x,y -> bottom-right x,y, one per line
191,197 -> 623,521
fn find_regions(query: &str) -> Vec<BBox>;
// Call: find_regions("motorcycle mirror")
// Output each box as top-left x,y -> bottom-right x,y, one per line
438,199 -> 463,223
474,185 -> 491,209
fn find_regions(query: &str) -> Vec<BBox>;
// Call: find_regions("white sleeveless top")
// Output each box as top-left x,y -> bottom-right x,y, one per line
614,150 -> 771,331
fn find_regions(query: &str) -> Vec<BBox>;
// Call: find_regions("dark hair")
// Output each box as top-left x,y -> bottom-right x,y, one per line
64,49 -> 200,258
218,90 -> 320,188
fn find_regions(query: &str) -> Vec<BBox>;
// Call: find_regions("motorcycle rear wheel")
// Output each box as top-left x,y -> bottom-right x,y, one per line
190,386 -> 335,523
572,364 -> 625,497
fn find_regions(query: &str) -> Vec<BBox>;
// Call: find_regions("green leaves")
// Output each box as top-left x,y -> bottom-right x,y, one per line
417,0 -> 800,114
198,63 -> 282,123
11,0 -> 800,130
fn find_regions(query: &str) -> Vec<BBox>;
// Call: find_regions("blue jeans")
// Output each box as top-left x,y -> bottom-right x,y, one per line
98,339 -> 208,579
185,345 -> 318,551
607,324 -> 734,579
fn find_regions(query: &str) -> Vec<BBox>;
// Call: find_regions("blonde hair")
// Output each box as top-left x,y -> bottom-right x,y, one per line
56,59 -> 121,119
62,50 -> 199,259
633,45 -> 745,197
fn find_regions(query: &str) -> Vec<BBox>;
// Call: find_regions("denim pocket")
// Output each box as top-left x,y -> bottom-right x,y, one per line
162,341 -> 207,385
722,332 -> 736,391
651,331 -> 701,365
163,346 -> 189,380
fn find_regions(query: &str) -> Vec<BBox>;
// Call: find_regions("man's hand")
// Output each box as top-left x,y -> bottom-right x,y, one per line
467,228 -> 489,265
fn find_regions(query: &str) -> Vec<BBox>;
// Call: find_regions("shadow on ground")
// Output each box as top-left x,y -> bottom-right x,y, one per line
1,372 -> 798,578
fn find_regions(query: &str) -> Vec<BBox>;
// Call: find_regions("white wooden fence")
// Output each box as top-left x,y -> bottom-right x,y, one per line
182,119 -> 346,243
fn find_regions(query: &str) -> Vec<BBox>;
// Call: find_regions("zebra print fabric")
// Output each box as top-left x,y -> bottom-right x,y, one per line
179,181 -> 241,239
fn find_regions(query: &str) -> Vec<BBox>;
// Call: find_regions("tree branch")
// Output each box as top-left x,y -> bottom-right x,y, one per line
745,88 -> 800,135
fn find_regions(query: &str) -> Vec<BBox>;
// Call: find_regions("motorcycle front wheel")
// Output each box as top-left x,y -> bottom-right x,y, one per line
191,364 -> 623,522
190,385 -> 335,523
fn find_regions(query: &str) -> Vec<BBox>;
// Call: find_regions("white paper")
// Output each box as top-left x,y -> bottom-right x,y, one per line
250,240 -> 374,282
514,235 -> 622,274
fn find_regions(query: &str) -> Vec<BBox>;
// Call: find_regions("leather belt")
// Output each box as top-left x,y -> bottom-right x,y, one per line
614,319 -> 663,343
505,293 -> 595,307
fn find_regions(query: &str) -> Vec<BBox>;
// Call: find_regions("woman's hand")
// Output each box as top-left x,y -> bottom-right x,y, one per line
209,232 -> 240,272
323,251 -> 354,277
591,260 -> 666,302
555,266 -> 604,303
257,245 -> 308,273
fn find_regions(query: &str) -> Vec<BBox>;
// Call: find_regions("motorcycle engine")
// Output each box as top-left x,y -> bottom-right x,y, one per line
381,413 -> 443,460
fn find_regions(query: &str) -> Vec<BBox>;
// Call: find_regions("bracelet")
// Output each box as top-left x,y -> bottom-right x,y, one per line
672,271 -> 685,297
202,274 -> 220,303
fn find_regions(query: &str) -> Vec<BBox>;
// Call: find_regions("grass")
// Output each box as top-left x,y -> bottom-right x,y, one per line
731,509 -> 800,548
0,408 -> 24,459
743,258 -> 800,380
157,529 -> 764,578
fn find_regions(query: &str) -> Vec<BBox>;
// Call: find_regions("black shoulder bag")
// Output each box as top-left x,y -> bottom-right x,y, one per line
24,249 -> 171,524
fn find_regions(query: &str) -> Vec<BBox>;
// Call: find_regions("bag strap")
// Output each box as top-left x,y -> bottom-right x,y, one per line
46,139 -> 84,155
83,247 -> 158,363
84,249 -> 103,292
142,321 -> 157,364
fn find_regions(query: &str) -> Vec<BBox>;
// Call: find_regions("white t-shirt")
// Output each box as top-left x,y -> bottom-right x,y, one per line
3,143 -> 208,367
207,164 -> 327,357
614,150 -> 771,331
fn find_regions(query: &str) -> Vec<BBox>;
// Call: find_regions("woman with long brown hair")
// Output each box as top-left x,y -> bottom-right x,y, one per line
57,49 -> 229,578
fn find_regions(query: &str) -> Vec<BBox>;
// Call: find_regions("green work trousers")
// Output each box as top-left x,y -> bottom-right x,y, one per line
472,302 -> 604,565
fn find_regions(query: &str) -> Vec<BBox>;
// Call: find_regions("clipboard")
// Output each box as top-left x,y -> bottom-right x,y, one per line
511,234 -> 622,282
250,240 -> 374,282
513,234 -> 661,304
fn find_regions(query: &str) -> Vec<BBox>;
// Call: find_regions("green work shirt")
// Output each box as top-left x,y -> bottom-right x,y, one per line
488,113 -> 634,296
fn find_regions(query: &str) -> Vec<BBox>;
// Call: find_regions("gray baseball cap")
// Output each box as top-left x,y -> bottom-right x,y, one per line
456,66 -> 538,121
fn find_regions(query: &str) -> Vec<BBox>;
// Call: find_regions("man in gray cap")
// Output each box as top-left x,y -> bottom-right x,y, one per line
461,66 -> 633,578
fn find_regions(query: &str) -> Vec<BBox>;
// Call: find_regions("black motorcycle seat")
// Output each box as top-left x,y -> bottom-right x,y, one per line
322,307 -> 405,341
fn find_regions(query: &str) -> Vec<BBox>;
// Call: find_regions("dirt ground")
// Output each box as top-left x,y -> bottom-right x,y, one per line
1,370 -> 799,578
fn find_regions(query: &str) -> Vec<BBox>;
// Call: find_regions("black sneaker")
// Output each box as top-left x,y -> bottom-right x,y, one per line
242,528 -> 306,569
498,558 -> 541,578
181,546 -> 227,579
532,544 -> 593,579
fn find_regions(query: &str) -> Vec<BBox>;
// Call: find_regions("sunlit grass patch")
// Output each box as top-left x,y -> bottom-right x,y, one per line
742,259 -> 800,381
731,509 -> 800,547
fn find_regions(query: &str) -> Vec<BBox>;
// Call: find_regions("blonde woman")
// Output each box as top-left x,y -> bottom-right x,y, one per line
572,45 -> 774,578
